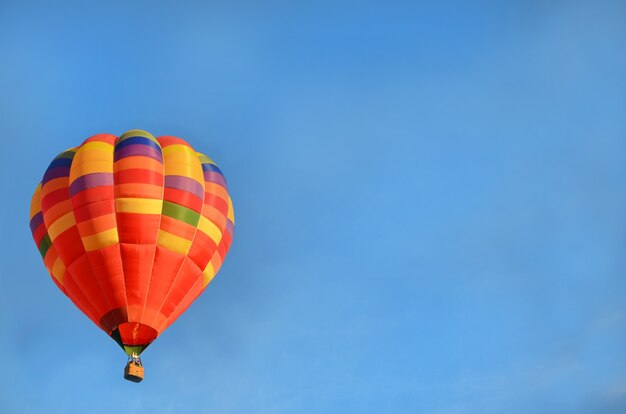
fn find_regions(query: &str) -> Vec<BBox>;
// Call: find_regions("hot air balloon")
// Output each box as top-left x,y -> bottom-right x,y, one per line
28,130 -> 234,382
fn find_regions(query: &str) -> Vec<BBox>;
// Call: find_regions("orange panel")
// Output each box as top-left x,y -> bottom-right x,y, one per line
140,246 -> 186,325
85,244 -> 127,322
114,156 -> 163,173
119,243 -> 157,322
76,213 -> 117,236
66,255 -> 113,329
152,259 -> 202,329
159,275 -> 204,333
158,215 -> 197,240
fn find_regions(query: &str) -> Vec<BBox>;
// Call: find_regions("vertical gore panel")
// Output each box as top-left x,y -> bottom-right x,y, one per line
70,134 -> 127,330
114,130 -> 164,322
30,181 -> 101,326
119,243 -> 157,321
163,211 -> 234,332
37,149 -> 110,328
141,246 -> 186,325
157,154 -> 235,333
141,136 -> 205,327
151,259 -> 203,329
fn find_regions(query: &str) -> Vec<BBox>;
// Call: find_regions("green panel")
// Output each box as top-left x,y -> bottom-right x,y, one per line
54,149 -> 76,160
197,153 -> 213,164
110,326 -> 150,356
38,234 -> 52,258
161,201 -> 200,227
123,345 -> 146,356
118,129 -> 156,143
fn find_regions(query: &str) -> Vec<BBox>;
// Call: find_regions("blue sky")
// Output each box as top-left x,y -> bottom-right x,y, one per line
1,1 -> 625,413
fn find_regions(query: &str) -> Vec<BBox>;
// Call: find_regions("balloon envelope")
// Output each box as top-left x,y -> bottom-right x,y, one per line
29,130 -> 234,355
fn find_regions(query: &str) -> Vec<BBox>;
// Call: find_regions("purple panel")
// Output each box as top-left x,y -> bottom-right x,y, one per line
69,172 -> 114,196
42,166 -> 70,184
114,144 -> 163,162
30,211 -> 44,234
203,171 -> 227,187
164,175 -> 205,199
226,219 -> 235,236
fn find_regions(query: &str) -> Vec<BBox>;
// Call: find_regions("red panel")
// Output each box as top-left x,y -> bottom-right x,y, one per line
85,244 -> 127,323
73,199 -> 115,223
53,228 -> 86,265
117,322 -> 158,346
218,230 -> 232,258
159,276 -> 204,333
116,213 -> 160,244
157,136 -> 192,148
114,183 -> 163,199
32,223 -> 47,245
59,267 -> 103,325
115,168 -> 163,185
71,186 -> 115,209
41,188 -> 71,211
50,273 -> 67,295
204,192 -> 229,216
152,259 -> 202,329
163,188 -> 203,213
140,246 -> 186,326
187,231 -> 217,270
119,243 -> 157,322
66,255 -> 112,329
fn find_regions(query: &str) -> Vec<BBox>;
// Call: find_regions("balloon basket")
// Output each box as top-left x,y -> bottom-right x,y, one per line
124,361 -> 144,383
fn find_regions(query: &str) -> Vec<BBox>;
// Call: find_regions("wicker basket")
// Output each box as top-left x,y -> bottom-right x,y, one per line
124,362 -> 144,383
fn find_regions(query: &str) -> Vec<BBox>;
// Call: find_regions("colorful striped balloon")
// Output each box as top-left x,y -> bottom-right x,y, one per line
29,130 -> 234,356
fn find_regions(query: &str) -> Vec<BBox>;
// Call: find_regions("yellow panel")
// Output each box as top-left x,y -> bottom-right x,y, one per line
197,215 -> 222,245
115,198 -> 163,214
202,262 -> 215,287
157,230 -> 192,255
81,227 -> 119,251
47,211 -> 76,240
227,195 -> 235,224
165,163 -> 205,186
70,160 -> 113,181
51,256 -> 66,284
70,141 -> 114,182
119,129 -> 159,144
30,184 -> 42,219
162,144 -> 194,158
79,140 -> 114,154
196,152 -> 216,165
162,145 -> 205,185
